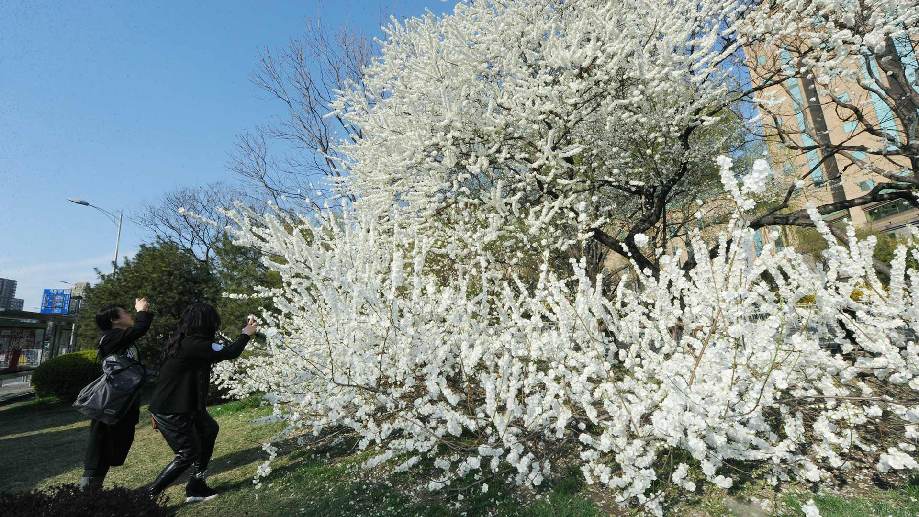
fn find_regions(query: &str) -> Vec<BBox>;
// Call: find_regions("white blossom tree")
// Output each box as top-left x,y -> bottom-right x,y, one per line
220,166 -> 919,513
217,0 -> 919,512
334,0 -> 764,276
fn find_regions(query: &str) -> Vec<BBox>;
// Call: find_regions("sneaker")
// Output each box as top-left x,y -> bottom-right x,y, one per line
79,476 -> 103,490
185,477 -> 218,503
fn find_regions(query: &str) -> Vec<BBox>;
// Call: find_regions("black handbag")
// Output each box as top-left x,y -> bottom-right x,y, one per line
73,353 -> 147,425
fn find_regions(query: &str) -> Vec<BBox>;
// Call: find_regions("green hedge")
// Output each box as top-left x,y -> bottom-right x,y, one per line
31,349 -> 99,402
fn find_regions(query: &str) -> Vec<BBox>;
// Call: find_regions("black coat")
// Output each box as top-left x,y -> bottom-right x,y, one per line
149,333 -> 250,414
83,311 -> 153,471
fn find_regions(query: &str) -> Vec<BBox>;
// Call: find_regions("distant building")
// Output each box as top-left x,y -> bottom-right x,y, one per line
0,279 -> 20,311
8,299 -> 23,311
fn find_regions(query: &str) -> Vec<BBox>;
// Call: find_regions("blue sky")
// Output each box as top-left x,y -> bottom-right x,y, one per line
0,0 -> 449,311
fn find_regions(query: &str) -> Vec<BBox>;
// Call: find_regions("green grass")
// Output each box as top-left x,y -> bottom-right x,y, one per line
1,395 -> 917,516
0,392 -> 285,514
781,486 -> 919,517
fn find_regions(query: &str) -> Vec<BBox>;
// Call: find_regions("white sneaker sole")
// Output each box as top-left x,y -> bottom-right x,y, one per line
185,494 -> 218,503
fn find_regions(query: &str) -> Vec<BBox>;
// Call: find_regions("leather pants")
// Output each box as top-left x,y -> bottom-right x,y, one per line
148,411 -> 219,494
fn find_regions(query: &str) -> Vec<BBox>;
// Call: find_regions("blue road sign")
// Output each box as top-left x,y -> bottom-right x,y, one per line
40,289 -> 72,314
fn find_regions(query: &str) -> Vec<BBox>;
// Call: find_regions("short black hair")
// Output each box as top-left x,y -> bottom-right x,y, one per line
95,305 -> 125,331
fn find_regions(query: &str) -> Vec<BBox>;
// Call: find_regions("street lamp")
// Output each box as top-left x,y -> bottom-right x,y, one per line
68,198 -> 123,273
60,280 -> 82,353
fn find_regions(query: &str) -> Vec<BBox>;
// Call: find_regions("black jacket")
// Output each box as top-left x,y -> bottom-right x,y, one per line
149,333 -> 250,414
98,311 -> 153,360
83,311 -> 153,470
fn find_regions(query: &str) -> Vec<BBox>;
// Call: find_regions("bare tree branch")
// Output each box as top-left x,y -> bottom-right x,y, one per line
134,183 -> 244,264
231,19 -> 372,210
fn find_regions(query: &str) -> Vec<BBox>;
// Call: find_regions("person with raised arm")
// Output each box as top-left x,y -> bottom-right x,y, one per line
80,297 -> 153,489
147,303 -> 258,502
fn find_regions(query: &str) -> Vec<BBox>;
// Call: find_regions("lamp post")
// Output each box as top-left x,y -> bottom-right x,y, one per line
60,280 -> 80,354
68,198 -> 123,273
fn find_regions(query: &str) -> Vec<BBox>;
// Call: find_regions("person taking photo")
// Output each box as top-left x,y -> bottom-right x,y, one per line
80,297 -> 153,489
147,303 -> 258,502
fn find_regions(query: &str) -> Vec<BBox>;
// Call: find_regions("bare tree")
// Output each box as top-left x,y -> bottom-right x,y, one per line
231,20 -> 373,211
135,183 -> 240,264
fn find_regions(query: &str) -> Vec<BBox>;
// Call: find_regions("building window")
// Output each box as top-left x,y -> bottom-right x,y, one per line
892,35 -> 918,95
812,171 -> 826,186
752,229 -> 764,256
866,199 -> 914,222
836,93 -> 859,133
858,179 -> 876,192
863,59 -> 900,143
775,232 -> 785,250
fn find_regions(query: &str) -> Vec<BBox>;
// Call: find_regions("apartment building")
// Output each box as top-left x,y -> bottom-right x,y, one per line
746,36 -> 919,242
0,279 -> 24,312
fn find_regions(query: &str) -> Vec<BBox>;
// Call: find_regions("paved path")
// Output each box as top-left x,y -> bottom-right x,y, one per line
0,371 -> 34,405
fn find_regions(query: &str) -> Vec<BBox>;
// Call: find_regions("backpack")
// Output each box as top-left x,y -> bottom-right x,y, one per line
73,350 -> 147,425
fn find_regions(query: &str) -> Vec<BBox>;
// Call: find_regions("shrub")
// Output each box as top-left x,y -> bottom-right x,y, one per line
219,164 -> 919,514
206,377 -> 236,406
0,484 -> 167,517
31,349 -> 99,402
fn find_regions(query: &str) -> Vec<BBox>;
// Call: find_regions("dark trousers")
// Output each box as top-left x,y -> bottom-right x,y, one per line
149,411 -> 219,493
82,402 -> 140,480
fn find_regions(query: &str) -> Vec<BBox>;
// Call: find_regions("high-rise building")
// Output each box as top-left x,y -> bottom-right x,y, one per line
9,299 -> 23,311
0,278 -> 19,311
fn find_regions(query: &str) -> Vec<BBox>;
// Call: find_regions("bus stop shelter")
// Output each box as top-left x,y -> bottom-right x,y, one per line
0,309 -> 76,372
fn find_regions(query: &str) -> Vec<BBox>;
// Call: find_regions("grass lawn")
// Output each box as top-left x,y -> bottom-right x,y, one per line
1,394 -> 917,516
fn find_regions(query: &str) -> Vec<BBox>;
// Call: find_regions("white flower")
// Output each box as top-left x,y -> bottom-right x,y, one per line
802,499 -> 821,517
712,475 -> 733,489
743,159 -> 771,194
877,448 -> 919,473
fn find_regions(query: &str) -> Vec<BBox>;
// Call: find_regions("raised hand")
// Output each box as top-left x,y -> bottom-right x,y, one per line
135,297 -> 150,312
242,315 -> 259,336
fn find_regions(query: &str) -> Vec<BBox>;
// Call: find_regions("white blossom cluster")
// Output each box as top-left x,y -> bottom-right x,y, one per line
741,0 -> 919,90
741,0 -> 918,202
216,158 -> 919,512
212,1 -> 919,512
331,0 -> 749,248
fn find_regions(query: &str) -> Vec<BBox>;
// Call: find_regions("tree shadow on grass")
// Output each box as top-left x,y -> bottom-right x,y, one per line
0,390 -> 162,494
196,453 -> 437,517
160,430 -> 434,517
207,436 -> 302,478
0,401 -> 86,439
0,423 -> 89,492
165,432 -> 606,517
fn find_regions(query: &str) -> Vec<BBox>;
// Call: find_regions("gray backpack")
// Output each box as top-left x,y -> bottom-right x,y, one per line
73,353 -> 147,425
